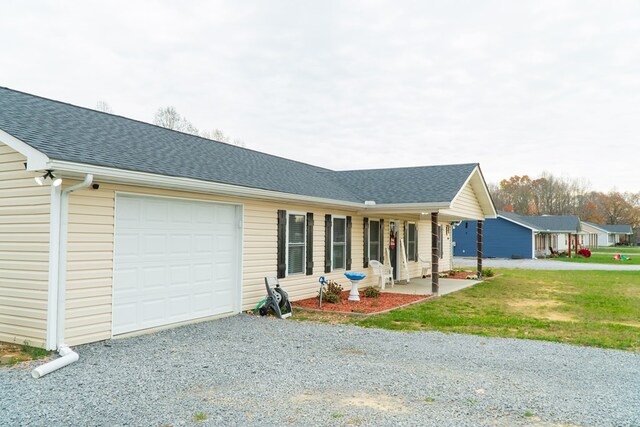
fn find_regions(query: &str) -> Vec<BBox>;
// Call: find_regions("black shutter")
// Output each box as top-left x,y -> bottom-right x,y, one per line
346,216 -> 352,270
379,219 -> 385,264
277,210 -> 286,278
324,214 -> 332,273
306,213 -> 314,275
363,217 -> 369,268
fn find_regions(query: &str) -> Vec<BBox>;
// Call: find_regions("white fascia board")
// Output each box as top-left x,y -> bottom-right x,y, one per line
49,160 -> 366,209
0,128 -> 50,170
450,165 -> 498,219
356,202 -> 450,215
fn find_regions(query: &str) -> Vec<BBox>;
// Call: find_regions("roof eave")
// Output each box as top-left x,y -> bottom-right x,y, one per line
0,128 -> 50,170
48,160 -> 366,208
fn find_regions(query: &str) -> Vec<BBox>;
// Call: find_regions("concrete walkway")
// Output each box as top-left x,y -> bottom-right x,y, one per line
454,256 -> 640,270
383,277 -> 481,296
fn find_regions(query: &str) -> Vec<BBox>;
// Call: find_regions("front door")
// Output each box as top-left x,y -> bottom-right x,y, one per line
389,221 -> 399,279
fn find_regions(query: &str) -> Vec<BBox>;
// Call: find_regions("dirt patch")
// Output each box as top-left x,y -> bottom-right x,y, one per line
291,391 -> 407,413
507,300 -> 576,322
538,312 -> 577,322
603,320 -> 640,328
0,342 -> 49,366
294,291 -> 429,314
508,299 -> 561,308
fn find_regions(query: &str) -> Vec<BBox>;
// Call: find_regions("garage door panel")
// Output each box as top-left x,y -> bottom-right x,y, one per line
113,195 -> 240,335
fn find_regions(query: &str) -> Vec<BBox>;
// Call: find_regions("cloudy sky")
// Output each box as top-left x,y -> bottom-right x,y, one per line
1,1 -> 639,192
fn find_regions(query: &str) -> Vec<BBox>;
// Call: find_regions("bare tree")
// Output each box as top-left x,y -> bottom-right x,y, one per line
96,100 -> 113,113
153,107 -> 246,146
200,128 -> 246,147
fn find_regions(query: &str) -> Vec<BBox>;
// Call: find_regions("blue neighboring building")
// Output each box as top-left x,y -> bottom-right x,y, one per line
453,211 -> 582,259
453,211 -> 536,259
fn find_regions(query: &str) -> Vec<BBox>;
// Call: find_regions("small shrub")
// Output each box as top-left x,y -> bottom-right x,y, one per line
319,279 -> 344,303
362,286 -> 380,298
577,248 -> 591,258
324,293 -> 340,304
193,412 -> 208,421
482,268 -> 495,277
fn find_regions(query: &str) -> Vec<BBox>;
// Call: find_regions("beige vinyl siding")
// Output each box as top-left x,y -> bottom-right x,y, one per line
0,143 -> 50,348
62,181 -> 459,345
65,184 -> 115,346
444,182 -> 484,220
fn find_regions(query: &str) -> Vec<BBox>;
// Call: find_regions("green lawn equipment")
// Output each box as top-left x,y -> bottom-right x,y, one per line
253,277 -> 292,319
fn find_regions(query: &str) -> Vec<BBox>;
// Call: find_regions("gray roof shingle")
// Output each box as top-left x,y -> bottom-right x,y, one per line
497,211 -> 581,232
0,87 -> 477,205
600,224 -> 633,234
497,211 -> 539,230
520,215 -> 581,233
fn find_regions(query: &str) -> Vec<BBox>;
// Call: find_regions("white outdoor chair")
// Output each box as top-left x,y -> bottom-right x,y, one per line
369,260 -> 394,290
419,257 -> 432,278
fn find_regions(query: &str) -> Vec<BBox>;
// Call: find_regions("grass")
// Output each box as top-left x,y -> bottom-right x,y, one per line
0,341 -> 50,366
552,253 -> 640,265
296,269 -> 640,351
193,412 -> 208,422
590,246 -> 640,254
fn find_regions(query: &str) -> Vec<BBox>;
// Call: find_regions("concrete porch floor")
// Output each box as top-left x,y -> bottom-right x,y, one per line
379,277 -> 481,296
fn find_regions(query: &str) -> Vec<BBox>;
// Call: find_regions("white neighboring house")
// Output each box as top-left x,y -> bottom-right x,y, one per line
601,224 -> 634,246
581,222 -> 610,247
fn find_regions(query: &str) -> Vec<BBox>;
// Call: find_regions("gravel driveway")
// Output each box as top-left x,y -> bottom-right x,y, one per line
454,256 -> 640,270
2,315 -> 638,426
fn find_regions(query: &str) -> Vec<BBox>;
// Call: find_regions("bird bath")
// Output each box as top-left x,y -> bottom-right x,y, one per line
344,272 -> 366,301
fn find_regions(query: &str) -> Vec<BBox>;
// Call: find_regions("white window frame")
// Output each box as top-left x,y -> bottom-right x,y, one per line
331,215 -> 347,271
368,219 -> 381,263
285,211 -> 306,276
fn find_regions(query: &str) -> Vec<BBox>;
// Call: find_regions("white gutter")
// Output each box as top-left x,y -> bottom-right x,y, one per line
32,174 -> 93,378
47,160 -> 365,209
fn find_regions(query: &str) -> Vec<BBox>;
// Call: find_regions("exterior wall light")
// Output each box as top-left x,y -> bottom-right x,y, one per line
34,170 -> 62,187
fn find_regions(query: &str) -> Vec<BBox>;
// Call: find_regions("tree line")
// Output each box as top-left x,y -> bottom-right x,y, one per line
489,173 -> 640,229
96,101 -> 245,147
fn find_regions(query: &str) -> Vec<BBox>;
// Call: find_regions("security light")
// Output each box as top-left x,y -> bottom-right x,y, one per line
34,170 -> 61,186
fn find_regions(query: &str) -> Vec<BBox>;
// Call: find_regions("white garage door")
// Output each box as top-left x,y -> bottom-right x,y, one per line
113,194 -> 241,335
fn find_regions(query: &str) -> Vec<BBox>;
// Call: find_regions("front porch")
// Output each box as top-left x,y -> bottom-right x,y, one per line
381,277 -> 481,296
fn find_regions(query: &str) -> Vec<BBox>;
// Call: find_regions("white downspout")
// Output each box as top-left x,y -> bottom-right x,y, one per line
32,174 -> 93,379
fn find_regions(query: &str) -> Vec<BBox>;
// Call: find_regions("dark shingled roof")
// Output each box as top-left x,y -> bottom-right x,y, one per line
600,224 -> 633,234
497,211 -> 539,230
520,215 -> 581,233
324,164 -> 477,204
0,87 -> 477,205
497,211 -> 582,232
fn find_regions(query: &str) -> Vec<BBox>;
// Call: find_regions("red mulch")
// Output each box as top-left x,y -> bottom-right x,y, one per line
294,291 -> 429,314
443,270 -> 477,279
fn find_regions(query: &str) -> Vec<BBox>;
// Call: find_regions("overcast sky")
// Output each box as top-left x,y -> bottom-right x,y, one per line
1,1 -> 639,192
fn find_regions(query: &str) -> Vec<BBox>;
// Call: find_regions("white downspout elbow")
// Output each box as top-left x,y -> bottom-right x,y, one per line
32,174 -> 93,379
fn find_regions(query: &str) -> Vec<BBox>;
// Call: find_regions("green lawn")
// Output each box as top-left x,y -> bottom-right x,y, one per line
591,246 -> 640,254
352,270 -> 640,351
551,253 -> 640,265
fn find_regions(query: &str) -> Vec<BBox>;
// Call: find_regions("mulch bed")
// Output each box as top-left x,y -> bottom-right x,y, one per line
443,270 -> 477,279
294,291 -> 430,314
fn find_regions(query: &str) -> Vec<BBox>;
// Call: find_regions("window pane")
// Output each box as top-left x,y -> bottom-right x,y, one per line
333,218 -> 345,243
408,224 -> 416,261
369,241 -> 379,262
333,243 -> 345,269
288,244 -> 304,274
288,214 -> 305,244
369,220 -> 380,261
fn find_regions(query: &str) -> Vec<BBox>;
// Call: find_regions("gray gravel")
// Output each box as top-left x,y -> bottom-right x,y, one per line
1,315 -> 639,427
455,256 -> 640,270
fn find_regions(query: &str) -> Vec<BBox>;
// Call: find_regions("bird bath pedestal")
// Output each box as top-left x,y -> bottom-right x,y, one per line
344,272 -> 366,301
